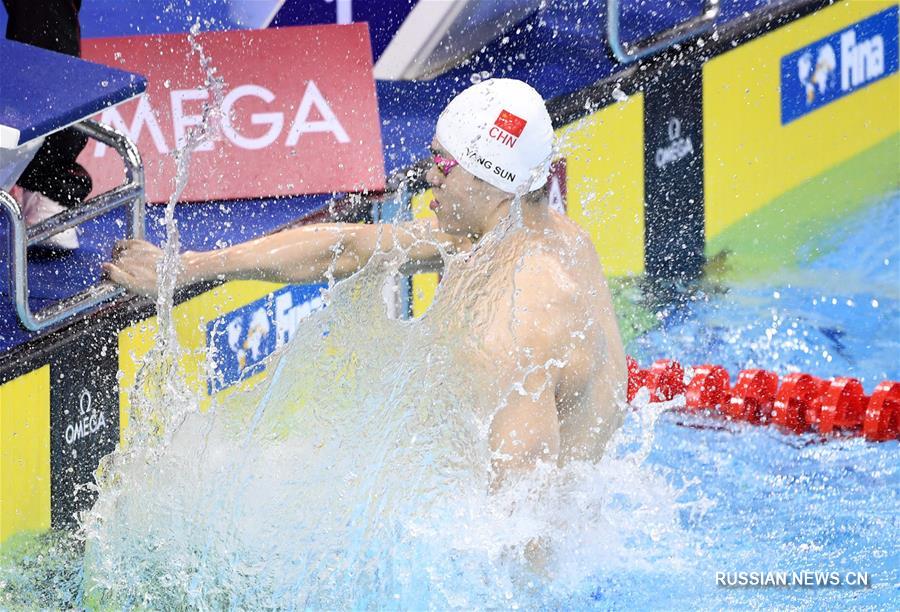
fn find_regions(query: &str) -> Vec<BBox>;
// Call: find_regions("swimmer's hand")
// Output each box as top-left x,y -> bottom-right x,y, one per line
102,239 -> 174,298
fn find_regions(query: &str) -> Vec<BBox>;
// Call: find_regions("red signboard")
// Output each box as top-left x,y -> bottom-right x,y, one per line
79,24 -> 385,203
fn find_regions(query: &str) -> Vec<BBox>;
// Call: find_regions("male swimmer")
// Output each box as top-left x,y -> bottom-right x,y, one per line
104,79 -> 627,488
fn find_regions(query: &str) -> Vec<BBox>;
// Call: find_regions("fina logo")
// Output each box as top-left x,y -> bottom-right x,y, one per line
226,306 -> 270,373
838,29 -> 886,91
781,7 -> 897,124
208,284 -> 325,393
797,45 -> 837,105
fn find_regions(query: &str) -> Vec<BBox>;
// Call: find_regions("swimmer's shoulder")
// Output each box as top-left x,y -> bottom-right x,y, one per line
514,247 -> 581,312
547,210 -> 607,280
508,253 -> 586,371
551,210 -> 601,253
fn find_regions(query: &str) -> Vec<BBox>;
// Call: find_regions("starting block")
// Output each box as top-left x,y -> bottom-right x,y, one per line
0,40 -> 147,331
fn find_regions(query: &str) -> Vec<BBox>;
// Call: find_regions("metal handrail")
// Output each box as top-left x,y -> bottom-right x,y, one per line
1,119 -> 145,331
607,0 -> 720,63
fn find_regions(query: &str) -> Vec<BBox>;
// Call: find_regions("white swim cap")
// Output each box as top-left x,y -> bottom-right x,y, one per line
435,79 -> 554,194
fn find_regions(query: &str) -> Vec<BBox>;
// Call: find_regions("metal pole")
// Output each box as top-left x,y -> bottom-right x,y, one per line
1,120 -> 145,331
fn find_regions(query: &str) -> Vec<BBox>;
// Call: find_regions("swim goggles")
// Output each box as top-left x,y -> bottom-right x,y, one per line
432,152 -> 459,177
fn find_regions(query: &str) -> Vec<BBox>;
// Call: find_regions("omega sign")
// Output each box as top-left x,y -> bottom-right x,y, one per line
654,117 -> 694,169
92,81 -> 349,156
65,389 -> 107,445
80,24 -> 385,202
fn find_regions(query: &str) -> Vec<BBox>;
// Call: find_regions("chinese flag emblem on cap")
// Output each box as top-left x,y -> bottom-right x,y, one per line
495,109 -> 527,137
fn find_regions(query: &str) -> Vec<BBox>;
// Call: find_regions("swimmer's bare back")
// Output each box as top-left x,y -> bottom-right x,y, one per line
431,209 -> 626,486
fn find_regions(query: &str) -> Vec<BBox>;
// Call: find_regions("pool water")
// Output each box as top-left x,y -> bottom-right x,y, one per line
0,193 -> 897,610
631,191 -> 900,387
617,191 -> 899,608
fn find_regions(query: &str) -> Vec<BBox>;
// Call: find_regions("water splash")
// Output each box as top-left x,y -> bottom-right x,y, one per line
67,202 -> 688,608
3,25 -> 683,608
123,19 -> 228,454
56,189 -> 894,608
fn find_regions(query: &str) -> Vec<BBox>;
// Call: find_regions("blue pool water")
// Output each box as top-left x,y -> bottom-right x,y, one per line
631,192 -> 900,386
616,192 -> 899,608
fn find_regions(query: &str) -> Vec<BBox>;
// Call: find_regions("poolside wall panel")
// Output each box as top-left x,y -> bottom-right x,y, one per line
703,0 -> 900,276
119,281 -> 282,435
0,366 -> 51,543
557,95 -> 646,278
48,328 -> 120,530
643,65 -> 705,284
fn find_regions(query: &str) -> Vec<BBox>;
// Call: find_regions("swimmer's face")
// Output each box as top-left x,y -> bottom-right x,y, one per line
426,139 -> 508,238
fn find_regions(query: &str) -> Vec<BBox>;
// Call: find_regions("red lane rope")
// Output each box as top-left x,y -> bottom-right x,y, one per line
626,357 -> 900,442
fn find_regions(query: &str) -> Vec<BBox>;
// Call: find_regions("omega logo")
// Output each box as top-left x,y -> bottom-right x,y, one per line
64,388 -> 107,445
655,116 -> 694,169
667,117 -> 682,141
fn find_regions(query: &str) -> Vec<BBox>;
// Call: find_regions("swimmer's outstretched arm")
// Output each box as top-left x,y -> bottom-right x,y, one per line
103,219 -> 466,298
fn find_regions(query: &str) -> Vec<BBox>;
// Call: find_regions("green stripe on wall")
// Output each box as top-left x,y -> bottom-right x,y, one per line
705,133 -> 900,280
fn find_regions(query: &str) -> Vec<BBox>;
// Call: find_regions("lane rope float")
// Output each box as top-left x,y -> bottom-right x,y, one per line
627,357 -> 900,442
